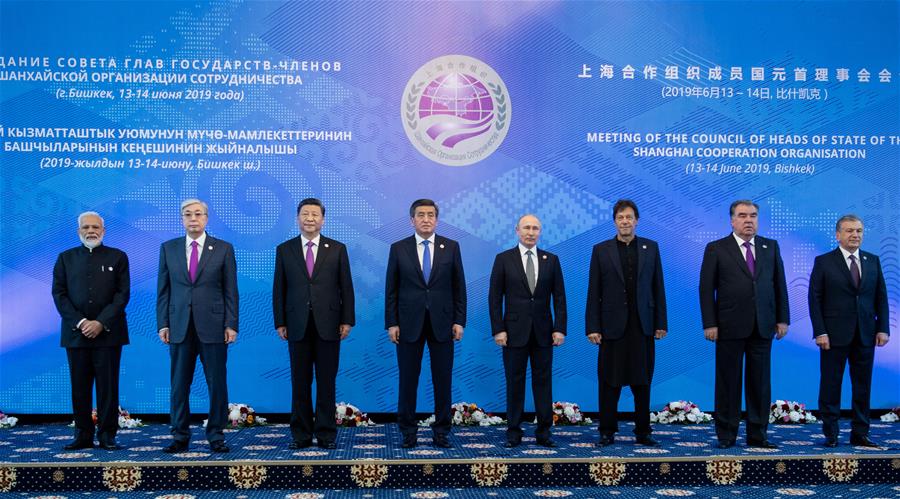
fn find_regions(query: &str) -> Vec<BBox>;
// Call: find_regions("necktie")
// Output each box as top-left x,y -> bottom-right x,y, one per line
422,240 -> 431,282
849,254 -> 860,288
525,249 -> 536,293
305,241 -> 315,277
189,240 -> 199,282
743,241 -> 755,275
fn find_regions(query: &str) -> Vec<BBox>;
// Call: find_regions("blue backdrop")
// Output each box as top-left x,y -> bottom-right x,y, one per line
1,1 -> 897,414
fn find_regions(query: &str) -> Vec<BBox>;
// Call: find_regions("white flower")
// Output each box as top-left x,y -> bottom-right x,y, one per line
564,406 -> 575,417
670,401 -> 683,410
687,413 -> 697,422
228,407 -> 242,422
789,411 -> 801,422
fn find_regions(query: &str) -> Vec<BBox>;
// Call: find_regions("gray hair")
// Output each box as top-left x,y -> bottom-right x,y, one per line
77,211 -> 104,227
836,214 -> 863,232
729,199 -> 759,217
180,198 -> 209,214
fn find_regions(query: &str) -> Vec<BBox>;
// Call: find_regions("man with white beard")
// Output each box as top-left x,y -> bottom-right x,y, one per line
52,212 -> 130,451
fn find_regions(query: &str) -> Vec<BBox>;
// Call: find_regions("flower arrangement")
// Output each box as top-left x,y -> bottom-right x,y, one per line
69,406 -> 143,429
549,401 -> 592,425
0,410 -> 18,429
879,407 -> 900,422
204,403 -> 267,428
336,402 -> 373,427
768,400 -> 817,424
650,400 -> 713,424
419,402 -> 504,426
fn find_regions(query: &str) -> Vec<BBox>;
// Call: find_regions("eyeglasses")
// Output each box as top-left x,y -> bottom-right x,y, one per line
182,212 -> 207,219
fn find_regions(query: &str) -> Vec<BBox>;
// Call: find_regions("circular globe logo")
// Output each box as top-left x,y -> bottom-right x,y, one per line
402,55 -> 510,166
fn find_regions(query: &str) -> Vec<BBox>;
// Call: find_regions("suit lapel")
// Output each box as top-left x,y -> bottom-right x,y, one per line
604,239 -> 625,284
726,236 -> 754,279
173,238 -> 192,283
292,237 -> 309,280
831,248 -> 856,289
636,237 -> 646,277
535,249 -> 549,294
312,237 -> 330,280
195,234 -> 215,280
513,247 -> 532,293
405,237 -> 426,284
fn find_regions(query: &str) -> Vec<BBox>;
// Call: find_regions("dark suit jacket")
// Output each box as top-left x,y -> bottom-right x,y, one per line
808,248 -> 890,347
384,235 -> 466,342
699,234 -> 790,339
156,234 -> 239,344
585,237 -> 667,339
52,244 -> 130,348
272,235 -> 355,341
488,247 -> 567,347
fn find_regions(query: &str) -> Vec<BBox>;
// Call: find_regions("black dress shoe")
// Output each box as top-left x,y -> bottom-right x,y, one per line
210,441 -> 230,453
317,441 -> 336,450
98,441 -> 122,451
850,436 -> 881,448
536,438 -> 557,448
635,435 -> 660,447
597,435 -> 615,447
401,437 -> 418,449
432,436 -> 451,448
289,440 -> 313,449
63,440 -> 94,450
505,440 -> 521,448
717,439 -> 735,449
747,439 -> 778,449
163,441 -> 189,453
823,438 -> 838,448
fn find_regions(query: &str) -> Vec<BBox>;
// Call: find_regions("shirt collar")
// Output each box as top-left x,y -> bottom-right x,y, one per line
838,246 -> 859,261
415,233 -> 436,245
187,232 -> 207,249
301,234 -> 321,247
732,232 -> 755,248
519,243 -> 538,257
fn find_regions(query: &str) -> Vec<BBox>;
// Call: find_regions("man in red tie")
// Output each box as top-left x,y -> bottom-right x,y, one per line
157,199 -> 238,453
699,200 -> 790,449
273,198 -> 355,449
809,215 -> 890,448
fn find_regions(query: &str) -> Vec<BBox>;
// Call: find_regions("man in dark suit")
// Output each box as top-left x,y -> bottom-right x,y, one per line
809,214 -> 890,448
489,214 -> 566,448
385,199 -> 466,448
586,200 -> 667,447
157,199 -> 238,453
52,212 -> 130,451
699,200 -> 789,449
273,198 -> 355,450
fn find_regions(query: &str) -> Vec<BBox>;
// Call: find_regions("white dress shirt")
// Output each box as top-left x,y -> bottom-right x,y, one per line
186,232 -> 207,268
519,243 -> 539,282
415,233 -> 435,271
838,246 -> 861,274
301,234 -> 321,263
732,232 -> 756,260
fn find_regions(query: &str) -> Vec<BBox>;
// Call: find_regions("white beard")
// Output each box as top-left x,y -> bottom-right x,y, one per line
80,235 -> 102,250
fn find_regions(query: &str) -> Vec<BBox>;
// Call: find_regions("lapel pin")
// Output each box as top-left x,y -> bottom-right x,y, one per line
439,244 -> 445,249
108,266 -> 113,271
208,246 -> 213,251
642,244 -> 647,249
542,254 -> 547,260
762,244 -> 768,249
863,255 -> 867,260
324,243 -> 329,248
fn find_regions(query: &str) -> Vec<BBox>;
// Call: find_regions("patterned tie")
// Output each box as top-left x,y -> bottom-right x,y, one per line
305,241 -> 315,277
422,240 -> 431,282
743,241 -> 755,275
188,240 -> 199,283
525,249 -> 536,294
849,254 -> 860,288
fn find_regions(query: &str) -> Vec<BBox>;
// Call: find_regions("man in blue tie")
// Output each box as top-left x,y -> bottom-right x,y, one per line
157,199 -> 238,453
809,215 -> 890,448
385,199 -> 467,448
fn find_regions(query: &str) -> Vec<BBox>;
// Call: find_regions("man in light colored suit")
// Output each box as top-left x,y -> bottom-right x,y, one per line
489,214 -> 566,448
809,214 -> 890,448
157,199 -> 238,453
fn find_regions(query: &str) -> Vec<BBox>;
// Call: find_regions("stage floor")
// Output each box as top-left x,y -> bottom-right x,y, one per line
2,420 -> 898,463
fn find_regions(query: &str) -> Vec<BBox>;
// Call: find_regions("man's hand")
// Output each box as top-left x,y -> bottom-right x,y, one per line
552,332 -> 565,346
876,332 -> 890,347
159,327 -> 170,344
339,324 -> 352,340
815,334 -> 830,350
775,322 -> 788,340
387,326 -> 400,344
654,329 -> 667,340
587,332 -> 602,345
225,327 -> 237,344
80,320 -> 103,339
452,324 -> 464,341
276,326 -> 288,341
494,332 -> 508,347
704,327 -> 718,342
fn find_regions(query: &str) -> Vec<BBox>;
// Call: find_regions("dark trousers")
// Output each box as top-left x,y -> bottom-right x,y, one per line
66,346 -> 121,443
598,382 -> 651,437
289,314 -> 340,444
818,331 -> 874,440
503,329 -> 553,442
397,314 -> 454,439
169,318 -> 228,444
714,326 -> 772,442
